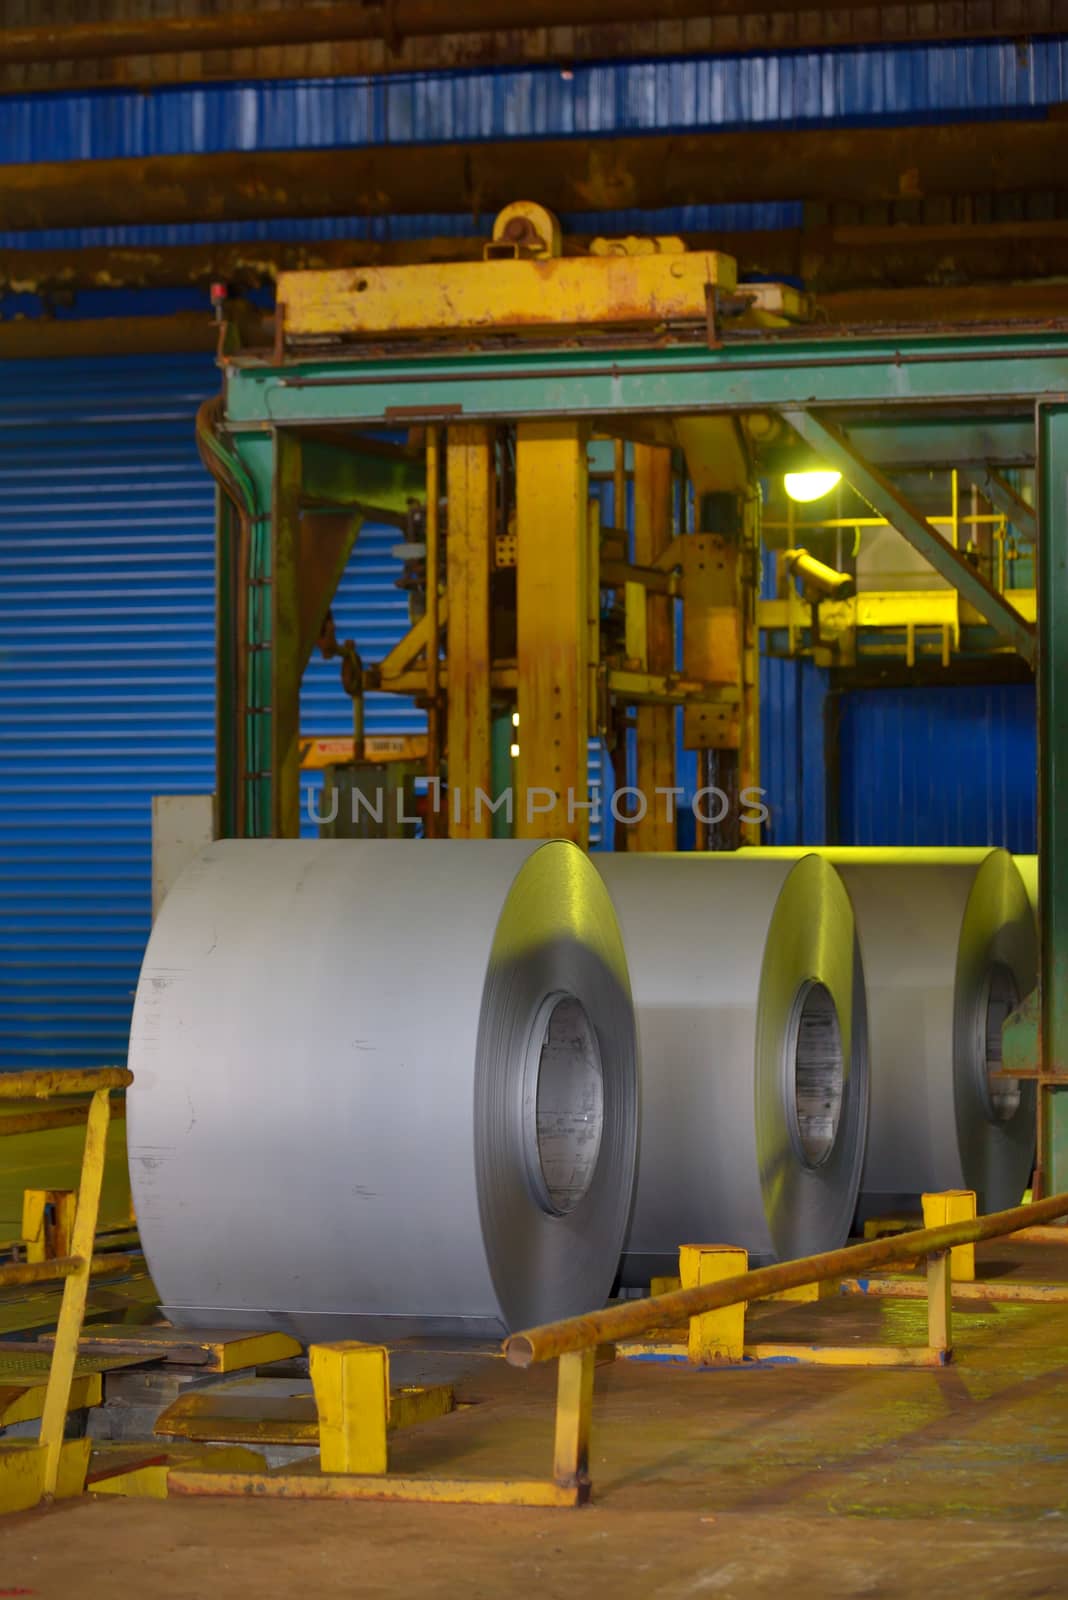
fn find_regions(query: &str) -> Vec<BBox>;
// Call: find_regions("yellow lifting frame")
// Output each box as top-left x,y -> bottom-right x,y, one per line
277,250 -> 737,342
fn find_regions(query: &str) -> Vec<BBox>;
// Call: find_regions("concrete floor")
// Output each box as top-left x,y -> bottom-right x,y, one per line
4,1241 -> 1068,1597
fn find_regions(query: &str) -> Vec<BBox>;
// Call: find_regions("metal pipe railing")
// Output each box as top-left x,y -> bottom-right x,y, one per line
0,1253 -> 139,1291
0,1068 -> 132,1100
504,1190 -> 1068,1367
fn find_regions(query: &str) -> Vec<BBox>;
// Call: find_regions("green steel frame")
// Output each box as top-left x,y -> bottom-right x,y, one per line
216,327 -> 1068,1188
1038,403 -> 1068,1196
223,331 -> 1068,424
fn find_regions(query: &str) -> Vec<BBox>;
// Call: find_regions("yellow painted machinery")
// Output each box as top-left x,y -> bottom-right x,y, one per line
206,202 -> 830,847
202,201 -> 1036,849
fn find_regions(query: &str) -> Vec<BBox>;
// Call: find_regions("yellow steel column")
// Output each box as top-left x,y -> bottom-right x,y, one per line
739,491 -> 762,846
445,423 -> 495,838
632,443 -> 676,850
515,419 -> 590,845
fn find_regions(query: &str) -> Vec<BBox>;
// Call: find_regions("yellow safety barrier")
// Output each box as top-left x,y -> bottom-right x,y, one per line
169,1188 -> 1068,1510
506,1190 -> 1068,1370
0,1067 -> 134,1513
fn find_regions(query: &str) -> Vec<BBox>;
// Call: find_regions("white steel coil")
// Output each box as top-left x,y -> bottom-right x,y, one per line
738,846 -> 1038,1214
595,853 -> 869,1283
128,838 -> 639,1342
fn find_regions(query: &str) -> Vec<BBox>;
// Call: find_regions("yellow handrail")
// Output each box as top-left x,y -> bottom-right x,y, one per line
504,1190 -> 1068,1367
0,1066 -> 134,1502
0,1253 -> 139,1291
0,1067 -> 131,1100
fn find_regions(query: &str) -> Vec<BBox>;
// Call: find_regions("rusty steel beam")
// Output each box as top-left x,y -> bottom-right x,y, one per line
3,117 -> 1066,232
6,221 -> 1068,298
0,2 -> 1063,91
802,220 -> 1068,293
0,0 -> 1024,66
0,237 -> 493,295
815,281 -> 1068,326
2,285 -> 1063,362
0,313 -> 221,360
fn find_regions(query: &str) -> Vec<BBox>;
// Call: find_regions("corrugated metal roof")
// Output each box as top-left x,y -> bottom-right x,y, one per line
2,43 -> 1063,162
0,38 -> 1064,247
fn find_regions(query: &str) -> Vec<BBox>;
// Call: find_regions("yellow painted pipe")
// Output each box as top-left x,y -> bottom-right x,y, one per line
0,1069 -> 132,1101
504,1190 -> 1068,1366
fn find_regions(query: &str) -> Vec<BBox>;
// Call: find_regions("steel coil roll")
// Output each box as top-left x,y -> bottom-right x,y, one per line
127,838 -> 639,1342
595,853 -> 869,1284
738,847 -> 1038,1214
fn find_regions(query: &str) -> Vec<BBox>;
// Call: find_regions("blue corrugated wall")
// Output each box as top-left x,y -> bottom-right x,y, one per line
0,356 -> 430,1067
0,357 -> 215,1067
838,684 -> 1037,851
0,39 -> 1043,1064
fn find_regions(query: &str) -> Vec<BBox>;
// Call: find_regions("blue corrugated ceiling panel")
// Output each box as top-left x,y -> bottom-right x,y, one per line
1,43 -> 1063,162
0,356 -> 425,1068
0,39 -> 1064,248
838,684 -> 1037,850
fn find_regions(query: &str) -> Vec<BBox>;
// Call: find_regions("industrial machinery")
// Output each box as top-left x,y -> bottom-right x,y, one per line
193,201 -> 1063,1193
199,203 -> 807,851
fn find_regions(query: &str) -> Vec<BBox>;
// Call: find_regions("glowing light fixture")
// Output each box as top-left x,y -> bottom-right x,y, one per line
510,743 -> 520,759
784,469 -> 842,504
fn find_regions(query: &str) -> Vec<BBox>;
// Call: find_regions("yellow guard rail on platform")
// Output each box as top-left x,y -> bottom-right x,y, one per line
0,1067 -> 134,1511
171,1189 -> 1068,1511
504,1190 -> 1068,1368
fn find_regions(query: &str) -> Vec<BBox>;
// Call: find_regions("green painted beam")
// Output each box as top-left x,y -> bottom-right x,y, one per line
301,437 -> 425,516
781,407 -> 1036,666
846,417 -> 1034,470
222,332 -> 1068,427
1038,403 -> 1068,1194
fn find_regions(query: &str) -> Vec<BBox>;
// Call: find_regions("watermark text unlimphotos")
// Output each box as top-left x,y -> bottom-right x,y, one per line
306,781 -> 769,830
